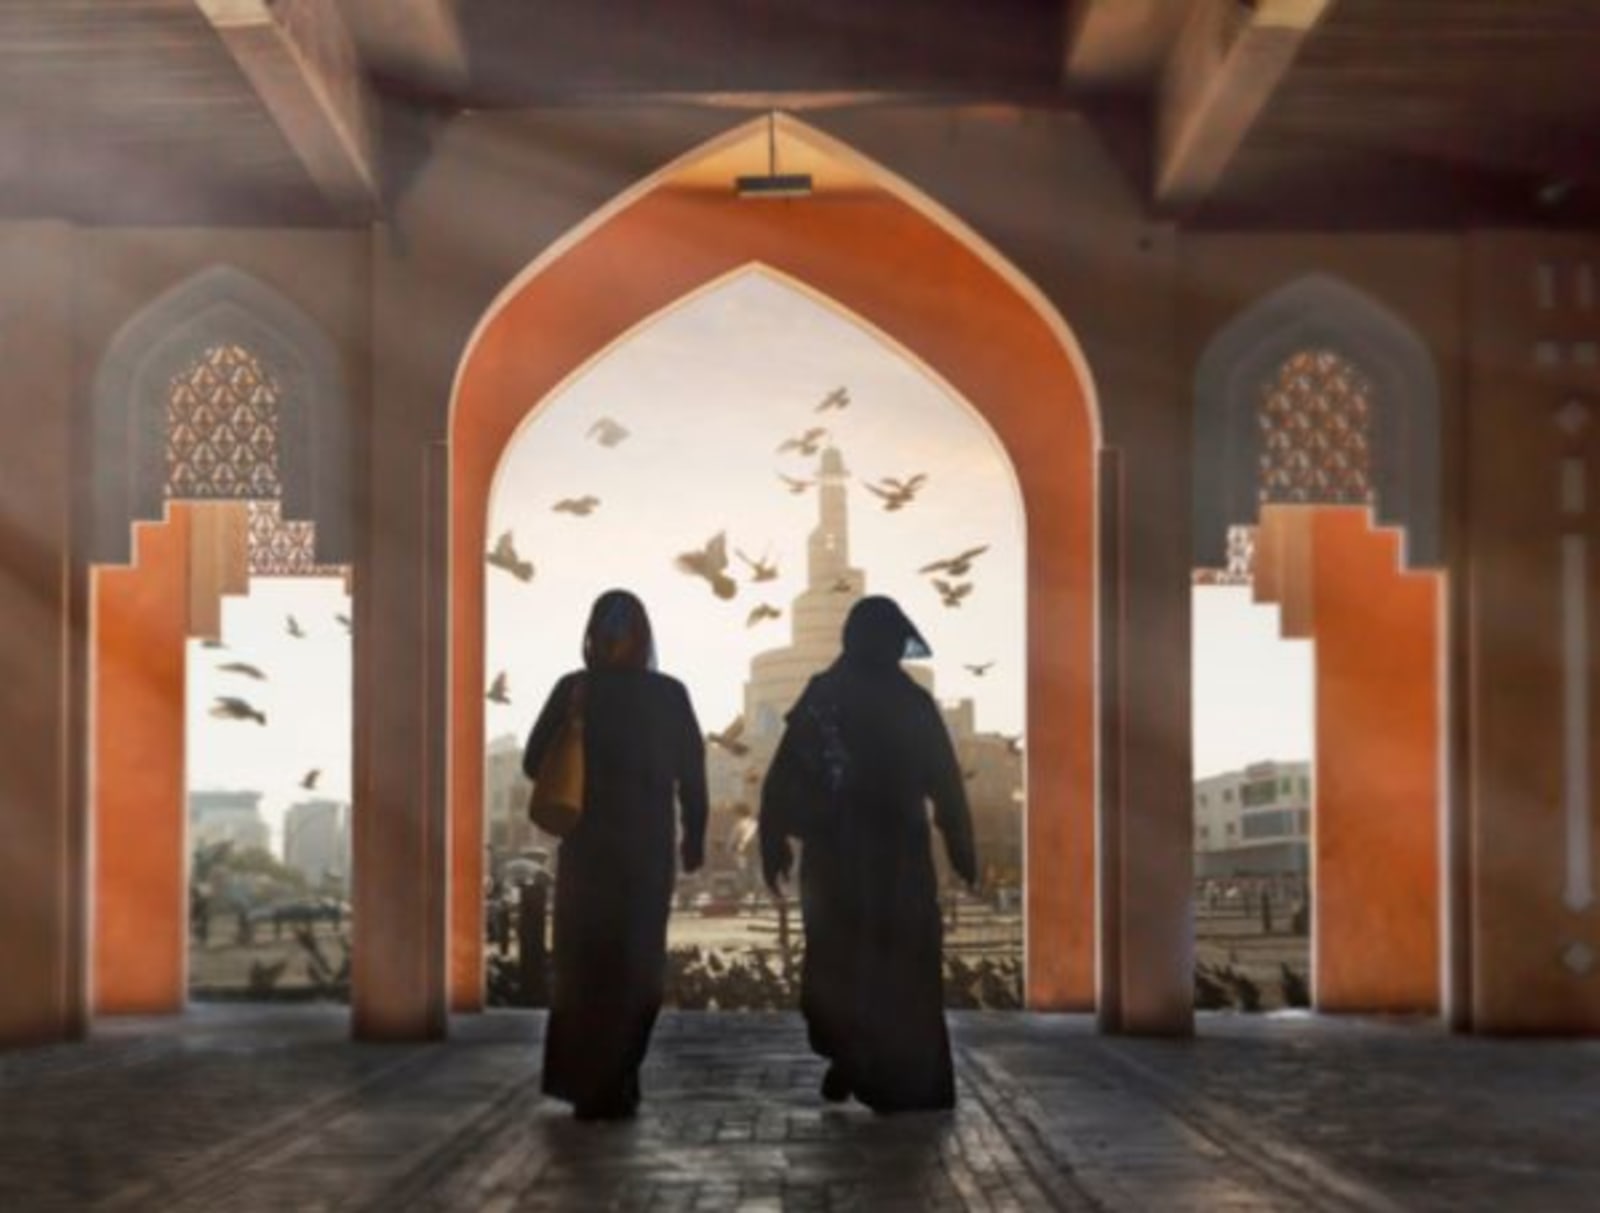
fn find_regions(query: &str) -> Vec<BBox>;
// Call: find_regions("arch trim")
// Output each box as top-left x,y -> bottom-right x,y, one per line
1193,273 -> 1442,569
90,264 -> 351,566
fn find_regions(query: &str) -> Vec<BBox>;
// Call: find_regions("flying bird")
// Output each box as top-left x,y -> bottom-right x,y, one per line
964,662 -> 994,678
486,672 -> 511,705
486,531 -> 535,582
675,531 -> 737,600
708,717 -> 749,758
736,549 -> 778,582
815,386 -> 850,413
553,495 -> 601,517
776,427 -> 829,457
933,579 -> 973,608
778,473 -> 815,495
285,614 -> 306,639
334,613 -> 352,633
865,474 -> 928,512
1002,733 -> 1023,757
746,604 -> 781,628
210,696 -> 266,725
963,768 -> 979,782
300,768 -> 321,790
830,577 -> 855,595
919,545 -> 990,578
586,417 -> 630,448
217,661 -> 267,681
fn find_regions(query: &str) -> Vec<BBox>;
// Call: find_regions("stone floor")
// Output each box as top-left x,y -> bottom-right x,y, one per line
3,1008 -> 1598,1212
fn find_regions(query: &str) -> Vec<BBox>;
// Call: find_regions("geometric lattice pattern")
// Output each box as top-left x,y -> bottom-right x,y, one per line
1193,525 -> 1257,586
247,500 -> 342,577
165,343 -> 283,500
1257,348 -> 1376,506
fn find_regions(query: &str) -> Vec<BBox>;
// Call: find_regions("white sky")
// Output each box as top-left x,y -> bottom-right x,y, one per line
185,271 -> 1312,849
485,271 -> 1025,747
186,578 -> 352,853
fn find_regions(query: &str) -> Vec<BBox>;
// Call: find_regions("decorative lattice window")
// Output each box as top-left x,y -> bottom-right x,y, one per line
1257,349 -> 1375,506
165,344 -> 283,500
247,501 -> 341,577
1193,525 -> 1256,586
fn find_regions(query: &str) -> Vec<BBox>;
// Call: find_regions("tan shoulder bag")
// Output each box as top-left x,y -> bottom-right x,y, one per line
528,678 -> 586,837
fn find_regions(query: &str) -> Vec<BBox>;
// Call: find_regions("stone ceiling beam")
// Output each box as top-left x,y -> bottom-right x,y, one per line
195,0 -> 377,214
342,0 -> 467,93
1062,0 -> 1196,92
1155,0 -> 1333,209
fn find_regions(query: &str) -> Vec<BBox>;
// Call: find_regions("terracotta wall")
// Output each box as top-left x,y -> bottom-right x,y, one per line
92,507 -> 192,1015
448,184 -> 1098,1014
1309,509 -> 1442,1012
1254,507 -> 1442,1013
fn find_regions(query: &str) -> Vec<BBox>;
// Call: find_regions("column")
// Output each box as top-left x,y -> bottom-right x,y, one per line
0,222 -> 83,1045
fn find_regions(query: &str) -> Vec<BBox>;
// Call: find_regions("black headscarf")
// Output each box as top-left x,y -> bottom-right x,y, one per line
583,588 -> 657,671
839,596 -> 931,672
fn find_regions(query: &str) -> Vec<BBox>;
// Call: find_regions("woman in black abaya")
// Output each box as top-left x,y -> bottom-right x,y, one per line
759,596 -> 977,1113
523,589 -> 708,1119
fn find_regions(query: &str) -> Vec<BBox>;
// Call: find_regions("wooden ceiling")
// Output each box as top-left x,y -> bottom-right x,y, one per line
0,0 -> 330,225
1192,0 -> 1600,225
0,0 -> 1597,227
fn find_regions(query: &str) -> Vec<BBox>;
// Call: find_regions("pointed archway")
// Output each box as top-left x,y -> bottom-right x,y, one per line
87,263 -> 352,1016
446,115 -> 1101,1013
1193,272 -> 1447,1017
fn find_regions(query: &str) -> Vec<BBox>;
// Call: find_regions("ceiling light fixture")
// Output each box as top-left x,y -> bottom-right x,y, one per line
736,111 -> 813,199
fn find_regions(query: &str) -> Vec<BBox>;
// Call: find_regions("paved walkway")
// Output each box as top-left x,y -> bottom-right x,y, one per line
2,1008 -> 1598,1211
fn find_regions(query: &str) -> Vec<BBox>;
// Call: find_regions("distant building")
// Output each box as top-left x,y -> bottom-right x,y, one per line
189,790 -> 270,855
1193,760 -> 1311,879
486,733 -> 538,867
283,799 -> 349,887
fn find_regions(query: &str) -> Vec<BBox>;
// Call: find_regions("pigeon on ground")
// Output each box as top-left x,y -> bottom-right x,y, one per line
486,531 -> 535,582
675,532 -> 737,600
210,696 -> 266,725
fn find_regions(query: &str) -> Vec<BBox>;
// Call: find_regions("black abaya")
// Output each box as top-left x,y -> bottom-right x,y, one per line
760,659 -> 977,1113
523,667 -> 708,1115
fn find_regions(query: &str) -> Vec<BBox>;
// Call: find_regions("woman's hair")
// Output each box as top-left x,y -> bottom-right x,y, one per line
840,595 -> 931,670
583,588 -> 657,671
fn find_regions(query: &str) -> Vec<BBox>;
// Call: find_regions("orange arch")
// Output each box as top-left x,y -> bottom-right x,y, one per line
449,142 -> 1098,1012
